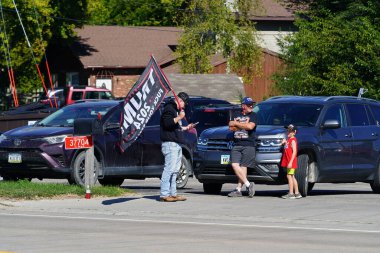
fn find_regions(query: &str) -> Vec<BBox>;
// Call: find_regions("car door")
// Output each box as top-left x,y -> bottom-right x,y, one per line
318,103 -> 353,180
103,106 -> 142,175
140,109 -> 164,176
345,103 -> 378,179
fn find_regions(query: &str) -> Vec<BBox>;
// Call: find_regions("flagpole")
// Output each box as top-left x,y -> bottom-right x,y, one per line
151,55 -> 183,111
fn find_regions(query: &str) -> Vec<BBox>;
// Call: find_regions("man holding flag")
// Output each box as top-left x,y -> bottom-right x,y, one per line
159,92 -> 195,202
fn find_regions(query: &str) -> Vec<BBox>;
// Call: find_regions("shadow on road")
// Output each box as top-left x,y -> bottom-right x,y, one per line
102,195 -> 161,205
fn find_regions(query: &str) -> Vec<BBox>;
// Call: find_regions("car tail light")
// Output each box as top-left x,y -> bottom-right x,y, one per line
204,109 -> 215,112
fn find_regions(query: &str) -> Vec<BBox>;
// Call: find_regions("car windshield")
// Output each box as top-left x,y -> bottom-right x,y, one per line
254,103 -> 323,127
37,104 -> 115,127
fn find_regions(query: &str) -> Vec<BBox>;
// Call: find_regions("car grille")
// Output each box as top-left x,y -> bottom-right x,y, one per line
198,139 -> 234,151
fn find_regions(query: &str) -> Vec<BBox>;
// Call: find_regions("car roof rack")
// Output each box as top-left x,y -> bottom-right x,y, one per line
324,96 -> 377,102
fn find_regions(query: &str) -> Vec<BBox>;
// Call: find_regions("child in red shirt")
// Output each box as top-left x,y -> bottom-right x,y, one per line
281,124 -> 302,199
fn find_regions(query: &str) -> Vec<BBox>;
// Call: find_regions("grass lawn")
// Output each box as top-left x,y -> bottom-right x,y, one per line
0,180 -> 133,200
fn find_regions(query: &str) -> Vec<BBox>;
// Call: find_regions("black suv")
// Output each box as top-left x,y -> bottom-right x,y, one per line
194,96 -> 380,196
165,96 -> 234,134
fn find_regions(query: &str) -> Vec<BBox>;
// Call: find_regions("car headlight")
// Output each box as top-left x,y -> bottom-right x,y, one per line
42,135 -> 70,144
258,138 -> 283,147
0,134 -> 7,143
197,137 -> 208,145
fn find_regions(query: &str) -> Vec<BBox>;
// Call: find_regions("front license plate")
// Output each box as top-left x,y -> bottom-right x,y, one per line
8,153 -> 22,163
221,155 -> 230,165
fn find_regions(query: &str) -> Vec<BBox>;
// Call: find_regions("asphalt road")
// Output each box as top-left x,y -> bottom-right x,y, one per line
1,179 -> 380,253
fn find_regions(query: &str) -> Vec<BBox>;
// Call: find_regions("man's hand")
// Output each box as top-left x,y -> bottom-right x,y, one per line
175,110 -> 186,124
178,110 -> 185,119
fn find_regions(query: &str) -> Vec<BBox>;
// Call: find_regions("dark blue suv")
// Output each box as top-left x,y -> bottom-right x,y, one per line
194,96 -> 380,196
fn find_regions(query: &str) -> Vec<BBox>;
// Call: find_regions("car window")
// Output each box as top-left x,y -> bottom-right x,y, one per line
369,104 -> 380,126
39,105 -> 114,127
100,91 -> 114,99
191,100 -> 231,109
254,103 -> 322,126
106,106 -> 122,124
72,91 -> 83,101
192,108 -> 231,128
85,91 -> 99,99
346,103 -> 369,126
322,104 -> 347,127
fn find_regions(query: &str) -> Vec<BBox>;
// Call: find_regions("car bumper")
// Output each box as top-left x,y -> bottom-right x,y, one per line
0,146 -> 72,178
193,149 -> 285,184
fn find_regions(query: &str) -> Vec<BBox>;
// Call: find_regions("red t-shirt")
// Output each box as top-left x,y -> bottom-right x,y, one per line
281,136 -> 298,169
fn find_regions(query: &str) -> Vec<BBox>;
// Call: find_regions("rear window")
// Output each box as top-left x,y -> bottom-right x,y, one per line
192,109 -> 230,128
191,100 -> 231,109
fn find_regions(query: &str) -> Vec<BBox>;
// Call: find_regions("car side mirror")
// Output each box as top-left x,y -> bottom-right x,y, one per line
321,119 -> 341,129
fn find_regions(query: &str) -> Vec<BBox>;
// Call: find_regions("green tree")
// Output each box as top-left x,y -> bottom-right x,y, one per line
276,0 -> 380,99
86,0 -> 185,26
175,0 -> 262,84
0,0 -> 86,101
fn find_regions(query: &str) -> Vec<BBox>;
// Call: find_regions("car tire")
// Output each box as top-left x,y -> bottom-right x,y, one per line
370,163 -> 380,193
203,183 -> 223,195
98,177 -> 124,187
295,154 -> 310,197
176,156 -> 191,189
71,151 -> 99,186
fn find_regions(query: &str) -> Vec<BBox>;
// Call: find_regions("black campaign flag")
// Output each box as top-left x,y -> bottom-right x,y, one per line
120,56 -> 171,151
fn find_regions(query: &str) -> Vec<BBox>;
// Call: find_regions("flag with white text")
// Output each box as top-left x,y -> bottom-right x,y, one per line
120,56 -> 171,151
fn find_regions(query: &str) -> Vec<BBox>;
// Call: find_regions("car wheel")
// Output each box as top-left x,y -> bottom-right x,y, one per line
71,151 -> 99,186
203,183 -> 223,195
370,162 -> 380,193
98,177 -> 124,187
295,154 -> 310,197
176,156 -> 191,189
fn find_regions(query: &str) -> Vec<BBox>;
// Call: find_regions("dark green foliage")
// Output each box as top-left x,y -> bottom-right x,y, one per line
275,0 -> 380,99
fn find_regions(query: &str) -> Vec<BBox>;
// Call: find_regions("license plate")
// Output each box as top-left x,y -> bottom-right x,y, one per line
8,153 -> 22,163
221,155 -> 230,165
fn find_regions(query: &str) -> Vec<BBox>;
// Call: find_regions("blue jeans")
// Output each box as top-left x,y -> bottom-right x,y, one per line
160,142 -> 182,197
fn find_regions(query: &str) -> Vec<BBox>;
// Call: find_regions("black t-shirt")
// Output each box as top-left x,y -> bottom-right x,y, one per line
232,111 -> 257,146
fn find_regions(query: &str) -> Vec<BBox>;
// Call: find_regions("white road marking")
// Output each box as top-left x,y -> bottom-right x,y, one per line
0,212 -> 379,234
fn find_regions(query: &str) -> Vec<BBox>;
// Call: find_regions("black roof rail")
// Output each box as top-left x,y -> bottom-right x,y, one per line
324,96 -> 378,102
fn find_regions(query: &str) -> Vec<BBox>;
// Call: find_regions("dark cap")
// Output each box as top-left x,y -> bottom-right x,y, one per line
241,96 -> 255,105
177,92 -> 189,105
286,124 -> 298,132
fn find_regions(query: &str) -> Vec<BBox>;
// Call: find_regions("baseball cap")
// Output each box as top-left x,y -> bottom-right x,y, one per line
286,124 -> 298,132
177,92 -> 189,105
241,96 -> 255,105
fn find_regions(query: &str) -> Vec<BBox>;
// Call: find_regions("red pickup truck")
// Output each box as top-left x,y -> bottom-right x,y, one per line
0,86 -> 114,133
41,86 -> 114,107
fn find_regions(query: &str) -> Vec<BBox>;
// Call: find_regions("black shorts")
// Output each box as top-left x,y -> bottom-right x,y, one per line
231,145 -> 256,168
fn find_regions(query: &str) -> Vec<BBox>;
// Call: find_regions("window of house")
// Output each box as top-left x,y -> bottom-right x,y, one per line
66,72 -> 79,86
